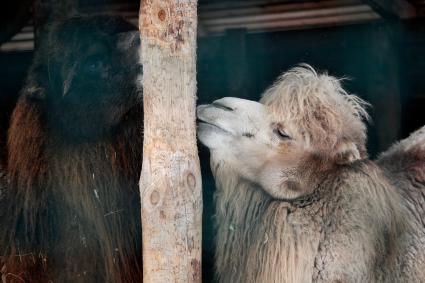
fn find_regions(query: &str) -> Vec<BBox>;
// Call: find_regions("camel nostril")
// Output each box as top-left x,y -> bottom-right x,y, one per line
212,101 -> 234,111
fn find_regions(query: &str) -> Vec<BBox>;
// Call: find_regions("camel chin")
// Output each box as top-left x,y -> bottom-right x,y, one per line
197,121 -> 231,149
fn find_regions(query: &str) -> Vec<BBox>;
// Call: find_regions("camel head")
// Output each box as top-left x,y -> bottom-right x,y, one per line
197,65 -> 370,200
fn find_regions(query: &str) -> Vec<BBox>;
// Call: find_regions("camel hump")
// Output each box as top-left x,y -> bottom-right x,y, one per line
377,125 -> 425,184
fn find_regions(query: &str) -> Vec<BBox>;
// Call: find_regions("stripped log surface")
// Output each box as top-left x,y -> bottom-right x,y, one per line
138,0 -> 202,282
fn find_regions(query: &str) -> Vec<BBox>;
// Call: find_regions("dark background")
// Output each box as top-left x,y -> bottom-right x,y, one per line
1,1 -> 425,282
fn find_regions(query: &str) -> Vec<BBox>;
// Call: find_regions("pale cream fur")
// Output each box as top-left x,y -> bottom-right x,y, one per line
197,65 -> 425,283
261,65 -> 369,157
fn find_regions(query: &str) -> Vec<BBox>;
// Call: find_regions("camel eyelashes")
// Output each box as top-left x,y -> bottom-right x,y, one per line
273,127 -> 291,140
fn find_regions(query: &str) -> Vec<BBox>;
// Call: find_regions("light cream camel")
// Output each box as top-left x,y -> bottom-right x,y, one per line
197,65 -> 425,283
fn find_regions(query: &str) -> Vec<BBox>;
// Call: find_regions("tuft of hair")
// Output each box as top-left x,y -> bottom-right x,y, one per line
260,65 -> 370,158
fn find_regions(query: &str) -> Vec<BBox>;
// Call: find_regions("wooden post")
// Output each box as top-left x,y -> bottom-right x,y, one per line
139,1 -> 202,282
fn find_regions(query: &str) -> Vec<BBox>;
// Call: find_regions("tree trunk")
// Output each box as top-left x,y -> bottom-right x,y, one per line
138,1 -> 202,282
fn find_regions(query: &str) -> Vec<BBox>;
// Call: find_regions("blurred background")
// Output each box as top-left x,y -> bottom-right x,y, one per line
1,0 -> 424,281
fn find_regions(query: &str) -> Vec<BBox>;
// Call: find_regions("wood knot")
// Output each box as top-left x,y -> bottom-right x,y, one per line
186,172 -> 196,189
150,190 -> 160,205
190,259 -> 201,281
160,210 -> 166,220
158,9 -> 166,21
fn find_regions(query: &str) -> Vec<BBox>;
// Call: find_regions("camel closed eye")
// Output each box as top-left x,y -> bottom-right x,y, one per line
274,128 -> 291,140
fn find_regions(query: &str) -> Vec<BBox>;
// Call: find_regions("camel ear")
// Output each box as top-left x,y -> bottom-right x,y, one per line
334,141 -> 362,165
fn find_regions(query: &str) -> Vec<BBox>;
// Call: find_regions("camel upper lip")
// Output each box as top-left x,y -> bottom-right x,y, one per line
197,118 -> 220,128
197,118 -> 230,134
197,104 -> 231,134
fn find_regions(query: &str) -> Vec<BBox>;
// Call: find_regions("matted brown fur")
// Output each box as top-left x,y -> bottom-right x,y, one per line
0,16 -> 143,283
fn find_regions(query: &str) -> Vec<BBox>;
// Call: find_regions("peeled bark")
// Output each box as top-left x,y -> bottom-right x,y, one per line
138,1 -> 202,282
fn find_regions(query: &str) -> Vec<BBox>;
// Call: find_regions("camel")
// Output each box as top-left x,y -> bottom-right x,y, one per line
0,16 -> 143,282
197,65 -> 425,283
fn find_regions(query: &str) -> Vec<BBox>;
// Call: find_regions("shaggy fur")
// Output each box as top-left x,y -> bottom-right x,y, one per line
213,160 -> 409,282
0,165 -> 5,200
377,126 -> 425,282
0,16 -> 143,282
378,125 -> 425,220
200,66 -> 425,282
261,65 -> 370,160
